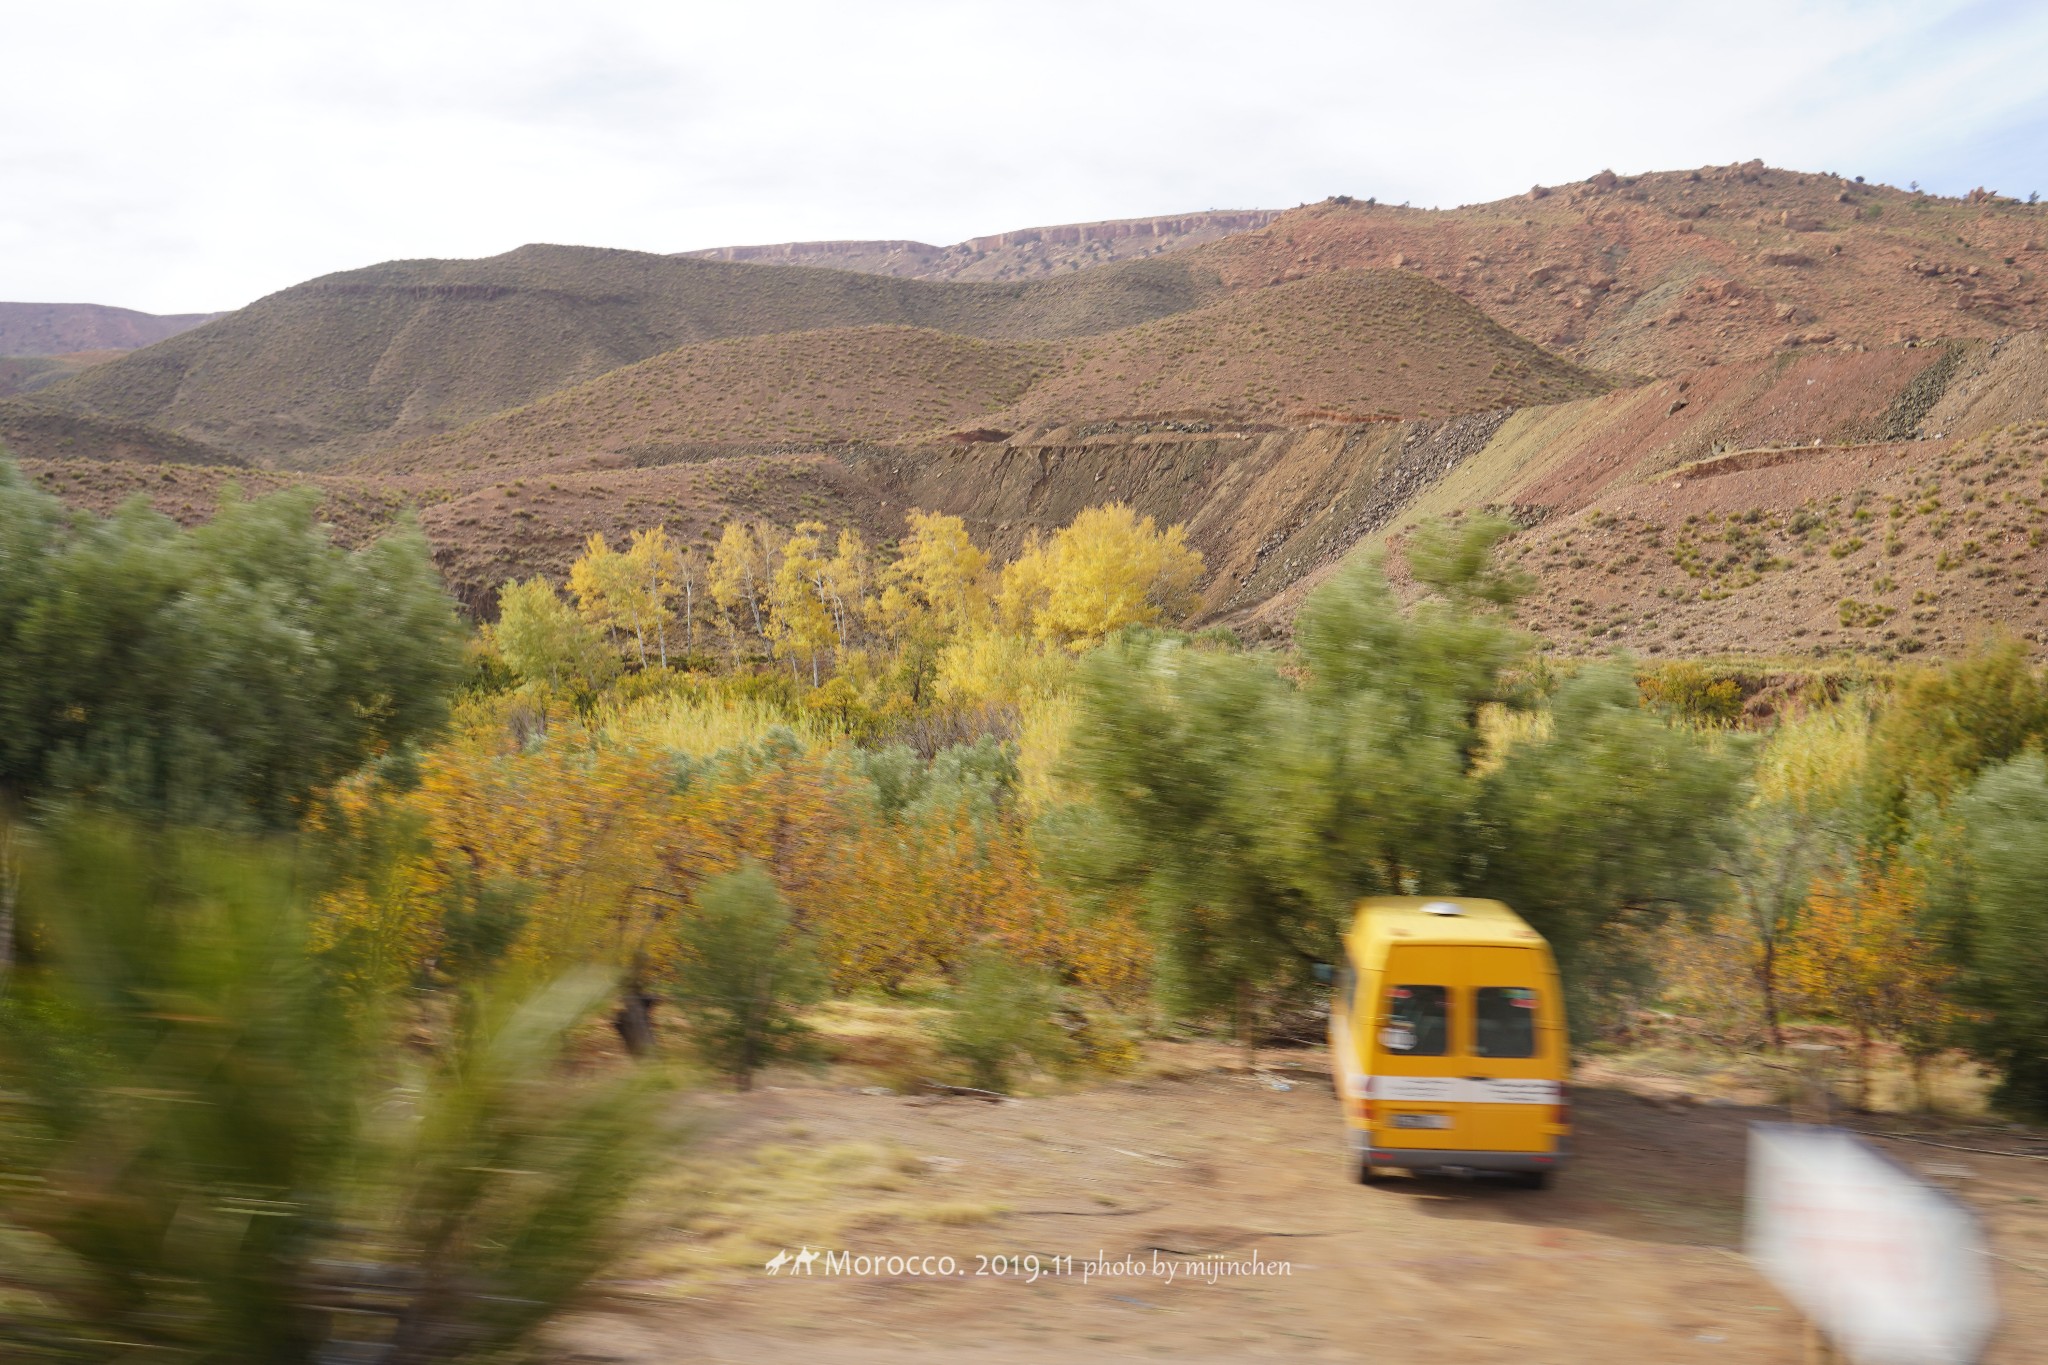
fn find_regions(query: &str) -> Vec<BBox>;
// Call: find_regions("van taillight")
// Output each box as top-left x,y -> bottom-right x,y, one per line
1552,1084 -> 1572,1128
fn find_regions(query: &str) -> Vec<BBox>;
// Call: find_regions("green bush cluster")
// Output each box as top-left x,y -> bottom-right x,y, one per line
0,460 -> 463,826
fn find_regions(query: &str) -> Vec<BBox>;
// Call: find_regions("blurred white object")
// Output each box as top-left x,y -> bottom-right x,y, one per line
1747,1123 -> 1998,1365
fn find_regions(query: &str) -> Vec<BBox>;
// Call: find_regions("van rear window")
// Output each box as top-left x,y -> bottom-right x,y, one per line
1474,987 -> 1540,1058
1382,985 -> 1448,1056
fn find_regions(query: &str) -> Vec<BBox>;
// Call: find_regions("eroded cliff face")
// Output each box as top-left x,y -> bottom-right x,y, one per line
842,333 -> 2048,641
847,411 -> 1508,632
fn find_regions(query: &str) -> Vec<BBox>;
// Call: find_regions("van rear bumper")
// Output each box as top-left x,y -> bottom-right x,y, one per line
1350,1131 -> 1570,1173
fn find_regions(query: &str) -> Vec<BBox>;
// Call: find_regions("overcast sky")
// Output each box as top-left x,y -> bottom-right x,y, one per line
6,0 -> 2047,314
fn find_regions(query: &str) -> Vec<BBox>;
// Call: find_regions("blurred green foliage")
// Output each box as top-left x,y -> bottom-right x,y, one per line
0,461 -> 463,827
0,817 -> 663,1363
1912,752 -> 2048,1114
938,950 -> 1072,1092
1060,516 -> 1745,1025
670,861 -> 823,1089
1868,638 -> 2048,837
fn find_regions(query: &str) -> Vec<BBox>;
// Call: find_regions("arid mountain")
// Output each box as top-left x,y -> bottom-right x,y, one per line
0,401 -> 243,468
0,302 -> 222,357
1200,164 -> 2048,375
365,270 -> 1606,482
681,210 -> 1280,282
989,269 -> 1608,430
16,333 -> 2047,648
11,167 -> 2048,657
364,326 -> 1057,480
20,246 -> 1226,468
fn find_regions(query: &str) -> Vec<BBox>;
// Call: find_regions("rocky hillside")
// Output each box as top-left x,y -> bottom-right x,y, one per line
681,210 -> 1280,282
1199,165 -> 2048,376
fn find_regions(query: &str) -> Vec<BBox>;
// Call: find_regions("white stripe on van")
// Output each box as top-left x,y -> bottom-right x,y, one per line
1366,1076 -> 1560,1104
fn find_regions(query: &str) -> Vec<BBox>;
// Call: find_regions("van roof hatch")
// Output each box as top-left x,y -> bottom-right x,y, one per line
1420,900 -> 1464,916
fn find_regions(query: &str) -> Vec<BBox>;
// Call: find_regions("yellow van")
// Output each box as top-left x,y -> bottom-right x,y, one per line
1323,896 -> 1571,1187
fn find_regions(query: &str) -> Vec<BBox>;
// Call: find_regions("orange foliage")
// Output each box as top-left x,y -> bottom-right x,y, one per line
313,695 -> 1150,1007
1781,860 -> 1958,1105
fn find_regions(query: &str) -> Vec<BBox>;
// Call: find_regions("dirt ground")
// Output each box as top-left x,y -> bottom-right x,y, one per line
553,1045 -> 2048,1364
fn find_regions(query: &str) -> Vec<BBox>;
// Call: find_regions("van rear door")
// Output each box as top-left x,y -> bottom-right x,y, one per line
1457,947 -> 1560,1153
1366,946 -> 1464,1150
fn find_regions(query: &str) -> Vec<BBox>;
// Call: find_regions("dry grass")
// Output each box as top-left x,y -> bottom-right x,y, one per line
805,1000 -> 950,1095
600,692 -> 846,758
625,1135 -> 1007,1285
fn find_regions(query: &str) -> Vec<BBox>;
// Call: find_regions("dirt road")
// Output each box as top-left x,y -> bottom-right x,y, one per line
557,1048 -> 2048,1364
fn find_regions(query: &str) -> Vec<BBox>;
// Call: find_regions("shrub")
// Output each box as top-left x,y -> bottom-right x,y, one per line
1916,754 -> 2048,1115
671,861 -> 824,1088
1637,661 -> 1744,726
938,951 -> 1072,1092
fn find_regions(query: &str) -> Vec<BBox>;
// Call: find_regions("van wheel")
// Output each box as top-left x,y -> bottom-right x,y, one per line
1358,1158 -> 1388,1185
1514,1169 -> 1552,1190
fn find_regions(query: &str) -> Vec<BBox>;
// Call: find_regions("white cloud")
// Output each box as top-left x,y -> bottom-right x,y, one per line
3,0 -> 2045,313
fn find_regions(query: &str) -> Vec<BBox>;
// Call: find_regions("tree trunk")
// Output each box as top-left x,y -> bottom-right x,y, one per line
612,989 -> 658,1058
1760,936 -> 1784,1050
1855,1021 -> 1873,1112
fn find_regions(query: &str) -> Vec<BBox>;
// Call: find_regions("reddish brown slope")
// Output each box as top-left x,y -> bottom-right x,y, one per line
994,269 -> 1610,429
362,327 -> 1055,483
1192,165 -> 2048,375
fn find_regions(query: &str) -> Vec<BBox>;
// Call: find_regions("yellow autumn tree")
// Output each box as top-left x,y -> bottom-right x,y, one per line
625,526 -> 682,667
708,521 -> 775,659
674,544 -> 707,656
1000,503 -> 1204,651
570,530 -> 678,668
1781,860 -> 1959,1109
568,532 -> 636,658
878,510 -> 988,638
874,510 -> 991,704
767,521 -> 837,685
822,527 -> 874,653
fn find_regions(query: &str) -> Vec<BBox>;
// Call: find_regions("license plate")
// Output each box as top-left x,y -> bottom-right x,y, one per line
1391,1114 -> 1452,1130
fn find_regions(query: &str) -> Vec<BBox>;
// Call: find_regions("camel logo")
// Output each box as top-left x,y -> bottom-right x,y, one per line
764,1246 -> 820,1275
